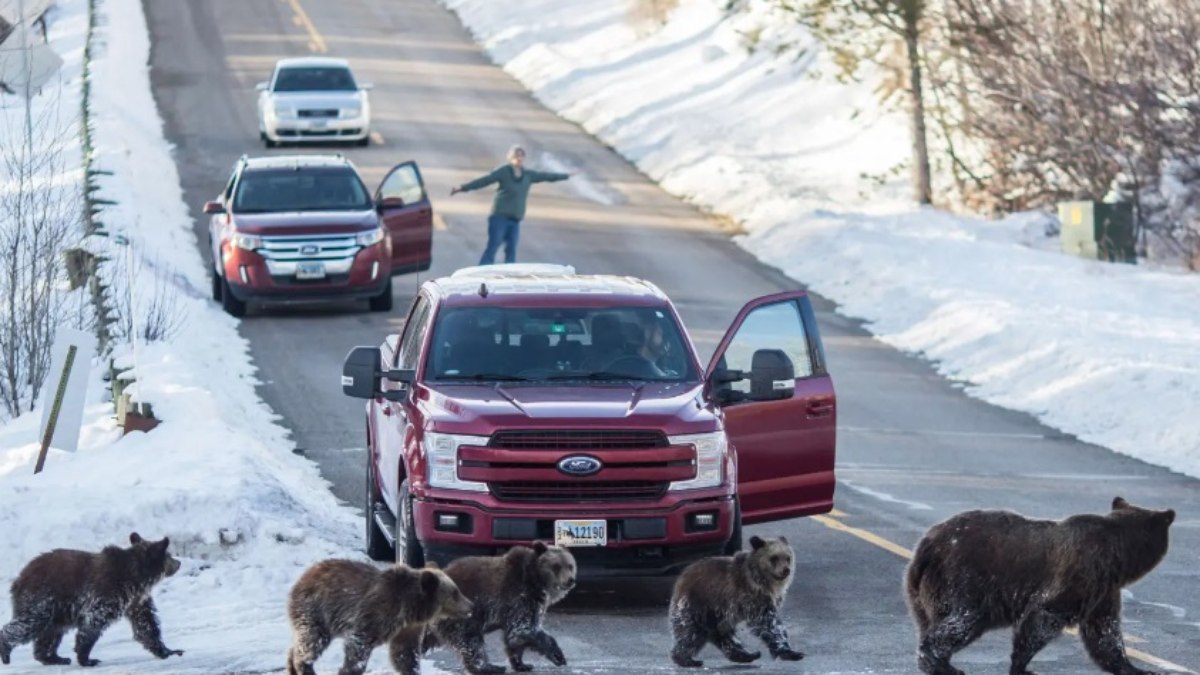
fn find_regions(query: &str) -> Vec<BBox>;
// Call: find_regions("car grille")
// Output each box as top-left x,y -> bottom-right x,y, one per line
297,109 -> 339,118
258,233 -> 361,277
488,430 -> 669,450
490,481 -> 668,503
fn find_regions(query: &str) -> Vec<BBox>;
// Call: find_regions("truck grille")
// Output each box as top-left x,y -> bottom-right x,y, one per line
490,481 -> 668,503
488,430 -> 669,450
297,109 -> 339,118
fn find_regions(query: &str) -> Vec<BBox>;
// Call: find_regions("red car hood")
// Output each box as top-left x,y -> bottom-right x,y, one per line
420,382 -> 717,436
230,210 -> 377,235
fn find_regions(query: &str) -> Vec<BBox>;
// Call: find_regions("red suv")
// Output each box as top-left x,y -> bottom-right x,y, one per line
342,264 -> 836,576
204,154 -> 433,316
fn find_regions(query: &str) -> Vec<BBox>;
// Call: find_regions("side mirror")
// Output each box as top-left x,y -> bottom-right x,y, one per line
342,346 -> 382,399
747,349 -> 795,401
376,196 -> 405,212
256,81 -> 269,92
203,201 -> 225,215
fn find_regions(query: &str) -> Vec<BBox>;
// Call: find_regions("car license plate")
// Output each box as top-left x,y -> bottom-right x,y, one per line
310,119 -> 328,128
554,519 -> 606,547
295,262 -> 325,280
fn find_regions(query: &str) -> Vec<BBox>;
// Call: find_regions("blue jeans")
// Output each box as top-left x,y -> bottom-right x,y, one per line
479,214 -> 520,265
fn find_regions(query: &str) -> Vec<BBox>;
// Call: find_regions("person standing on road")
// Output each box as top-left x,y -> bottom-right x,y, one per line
450,145 -> 571,265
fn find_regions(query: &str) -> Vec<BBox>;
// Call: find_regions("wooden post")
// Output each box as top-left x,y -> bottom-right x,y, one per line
34,345 -> 78,474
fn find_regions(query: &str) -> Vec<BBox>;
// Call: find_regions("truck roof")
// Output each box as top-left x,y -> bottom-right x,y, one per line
428,264 -> 671,307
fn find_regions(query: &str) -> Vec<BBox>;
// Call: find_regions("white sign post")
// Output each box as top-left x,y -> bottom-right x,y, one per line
34,327 -> 96,473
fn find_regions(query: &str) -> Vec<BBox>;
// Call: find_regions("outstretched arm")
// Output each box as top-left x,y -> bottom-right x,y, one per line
453,168 -> 503,194
528,169 -> 570,184
126,597 -> 183,660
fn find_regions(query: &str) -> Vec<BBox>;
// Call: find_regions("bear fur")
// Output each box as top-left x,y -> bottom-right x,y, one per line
0,532 -> 183,668
905,497 -> 1176,675
668,535 -> 804,668
285,559 -> 472,675
392,542 -> 576,675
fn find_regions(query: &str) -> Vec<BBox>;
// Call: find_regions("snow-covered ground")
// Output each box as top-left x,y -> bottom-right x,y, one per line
0,1 -> 447,672
439,0 -> 1200,479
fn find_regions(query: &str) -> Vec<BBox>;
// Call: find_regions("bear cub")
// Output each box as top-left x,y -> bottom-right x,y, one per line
0,532 -> 183,668
392,542 -> 577,675
905,497 -> 1176,675
668,535 -> 804,668
285,559 -> 472,675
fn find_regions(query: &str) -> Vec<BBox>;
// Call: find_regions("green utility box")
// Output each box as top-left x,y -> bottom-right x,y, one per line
1057,201 -> 1137,263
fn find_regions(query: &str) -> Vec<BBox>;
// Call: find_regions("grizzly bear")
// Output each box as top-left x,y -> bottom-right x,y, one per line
391,542 -> 576,675
285,559 -> 472,675
905,497 -> 1176,675
0,532 -> 183,668
668,535 -> 804,668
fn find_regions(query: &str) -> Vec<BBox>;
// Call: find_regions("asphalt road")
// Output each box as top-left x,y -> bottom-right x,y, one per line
143,1 -> 1199,673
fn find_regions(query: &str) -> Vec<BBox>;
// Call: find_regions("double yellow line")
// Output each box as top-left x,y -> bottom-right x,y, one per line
283,0 -> 327,54
812,512 -> 1195,673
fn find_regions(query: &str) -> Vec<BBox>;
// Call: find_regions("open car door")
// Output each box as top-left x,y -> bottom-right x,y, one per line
705,290 -> 836,525
376,161 -> 433,275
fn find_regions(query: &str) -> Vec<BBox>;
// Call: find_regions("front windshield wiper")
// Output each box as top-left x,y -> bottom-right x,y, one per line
440,373 -> 531,382
543,371 -> 670,382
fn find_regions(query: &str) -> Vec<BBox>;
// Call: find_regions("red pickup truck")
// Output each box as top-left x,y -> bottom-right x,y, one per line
342,264 -> 836,576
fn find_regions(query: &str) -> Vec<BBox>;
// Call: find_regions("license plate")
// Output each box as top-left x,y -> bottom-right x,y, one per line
310,119 -> 328,128
554,519 -> 606,547
295,262 -> 326,280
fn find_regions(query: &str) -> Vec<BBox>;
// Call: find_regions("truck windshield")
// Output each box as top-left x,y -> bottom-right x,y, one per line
233,168 -> 373,213
428,306 -> 698,383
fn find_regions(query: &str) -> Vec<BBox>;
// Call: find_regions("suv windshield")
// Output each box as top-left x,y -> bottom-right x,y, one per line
428,306 -> 697,382
273,66 -> 357,92
232,168 -> 373,213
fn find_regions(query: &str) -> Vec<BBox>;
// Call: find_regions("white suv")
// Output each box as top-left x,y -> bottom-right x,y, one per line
256,57 -> 372,147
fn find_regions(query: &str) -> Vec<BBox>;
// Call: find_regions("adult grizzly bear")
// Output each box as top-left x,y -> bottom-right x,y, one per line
392,542 -> 576,675
285,559 -> 472,675
905,497 -> 1176,675
0,532 -> 183,668
668,535 -> 804,668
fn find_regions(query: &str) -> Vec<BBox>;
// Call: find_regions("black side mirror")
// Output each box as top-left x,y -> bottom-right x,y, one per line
748,349 -> 795,401
342,347 -> 382,399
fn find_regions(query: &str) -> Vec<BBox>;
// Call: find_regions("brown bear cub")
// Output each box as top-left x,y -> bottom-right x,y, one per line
392,542 -> 577,675
905,497 -> 1176,675
668,535 -> 804,668
0,532 -> 183,668
285,559 -> 472,675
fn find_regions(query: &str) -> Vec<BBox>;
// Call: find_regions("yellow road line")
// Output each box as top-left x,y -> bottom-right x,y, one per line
811,513 -> 1194,673
829,508 -> 850,518
433,213 -> 449,231
369,131 -> 385,146
284,0 -> 327,53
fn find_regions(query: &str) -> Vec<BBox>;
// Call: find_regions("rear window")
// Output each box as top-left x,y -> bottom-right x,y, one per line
232,168 -> 372,213
272,66 -> 357,92
427,306 -> 697,383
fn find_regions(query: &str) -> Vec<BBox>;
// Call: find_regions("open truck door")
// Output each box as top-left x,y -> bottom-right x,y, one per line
376,161 -> 433,275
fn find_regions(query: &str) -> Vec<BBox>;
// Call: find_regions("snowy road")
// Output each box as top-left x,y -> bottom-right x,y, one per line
142,0 -> 1199,672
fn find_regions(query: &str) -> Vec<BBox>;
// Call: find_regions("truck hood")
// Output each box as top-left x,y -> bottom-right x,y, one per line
421,382 -> 717,435
230,210 -> 377,235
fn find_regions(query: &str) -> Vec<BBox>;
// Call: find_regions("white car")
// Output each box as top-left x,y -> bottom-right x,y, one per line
256,57 -> 372,147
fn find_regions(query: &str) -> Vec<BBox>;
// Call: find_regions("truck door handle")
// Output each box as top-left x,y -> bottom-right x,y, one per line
806,400 -> 834,418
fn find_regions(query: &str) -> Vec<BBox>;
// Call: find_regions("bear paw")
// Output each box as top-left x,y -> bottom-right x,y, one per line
774,647 -> 805,661
36,655 -> 71,666
544,643 -> 567,667
671,655 -> 703,668
77,657 -> 101,667
157,648 -> 184,659
510,664 -> 533,673
727,649 -> 761,664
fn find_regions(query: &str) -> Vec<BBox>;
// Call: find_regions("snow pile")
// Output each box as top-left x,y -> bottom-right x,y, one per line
0,1 -> 446,672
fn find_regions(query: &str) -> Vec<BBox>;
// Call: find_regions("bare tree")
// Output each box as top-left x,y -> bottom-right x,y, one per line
108,249 -> 188,344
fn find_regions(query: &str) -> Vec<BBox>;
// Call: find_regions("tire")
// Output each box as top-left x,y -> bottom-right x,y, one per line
364,455 -> 394,561
220,275 -> 247,318
395,479 -> 425,567
724,499 -> 743,555
355,134 -> 370,147
368,277 -> 393,312
260,131 -> 276,148
210,269 -> 222,302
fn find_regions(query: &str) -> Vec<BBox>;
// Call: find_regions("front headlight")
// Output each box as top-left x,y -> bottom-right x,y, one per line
424,432 -> 488,492
356,227 -> 385,247
272,102 -> 294,119
339,104 -> 363,119
231,232 -> 263,251
668,432 -> 727,491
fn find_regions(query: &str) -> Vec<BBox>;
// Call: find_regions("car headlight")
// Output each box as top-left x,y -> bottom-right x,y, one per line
356,227 -> 385,247
668,432 -> 727,491
231,232 -> 263,251
339,105 -> 363,119
272,102 -> 294,119
424,432 -> 488,492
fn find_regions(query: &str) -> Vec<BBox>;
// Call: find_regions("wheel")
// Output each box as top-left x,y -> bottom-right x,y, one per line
220,275 -> 247,317
355,134 -> 370,147
210,269 -> 221,301
260,131 -> 277,148
365,454 -> 394,561
724,499 -> 743,555
395,479 -> 425,567
368,277 -> 393,312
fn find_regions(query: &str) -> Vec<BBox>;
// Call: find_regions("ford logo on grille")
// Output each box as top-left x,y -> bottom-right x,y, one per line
557,455 -> 602,476
299,244 -> 320,255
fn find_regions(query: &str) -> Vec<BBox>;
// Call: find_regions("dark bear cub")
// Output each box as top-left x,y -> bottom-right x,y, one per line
0,532 -> 183,667
392,542 -> 577,675
905,497 -> 1176,675
285,559 -> 472,675
668,535 -> 804,668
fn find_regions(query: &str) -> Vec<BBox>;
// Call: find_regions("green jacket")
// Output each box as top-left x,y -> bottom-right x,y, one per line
459,164 -> 569,220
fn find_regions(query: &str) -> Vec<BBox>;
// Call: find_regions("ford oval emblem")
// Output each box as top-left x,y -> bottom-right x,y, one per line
300,244 -> 320,255
557,455 -> 602,477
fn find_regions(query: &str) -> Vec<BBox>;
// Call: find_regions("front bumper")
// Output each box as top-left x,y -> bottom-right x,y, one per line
221,244 -> 389,303
264,115 -> 369,142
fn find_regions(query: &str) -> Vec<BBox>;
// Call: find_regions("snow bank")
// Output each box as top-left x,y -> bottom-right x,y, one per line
439,0 -> 1200,478
0,1 -> 446,672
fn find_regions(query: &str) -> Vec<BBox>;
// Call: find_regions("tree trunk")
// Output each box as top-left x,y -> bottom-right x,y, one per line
904,16 -> 933,205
